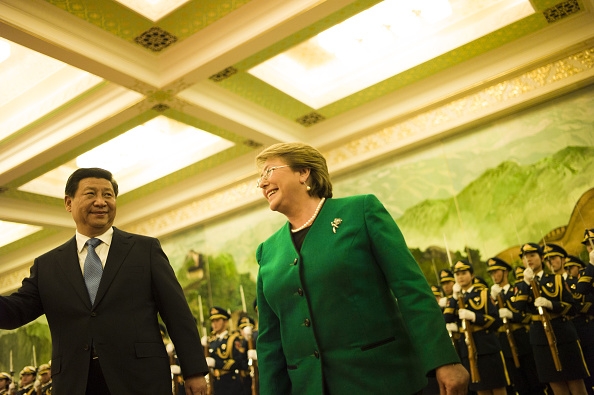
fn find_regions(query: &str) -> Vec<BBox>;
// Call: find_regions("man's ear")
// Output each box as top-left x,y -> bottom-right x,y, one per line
64,196 -> 72,212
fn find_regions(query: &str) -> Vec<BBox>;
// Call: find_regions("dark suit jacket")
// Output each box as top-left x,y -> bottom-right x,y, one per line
256,195 -> 459,395
0,227 -> 208,394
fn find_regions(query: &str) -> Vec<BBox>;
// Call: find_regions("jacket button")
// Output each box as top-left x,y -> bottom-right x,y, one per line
298,288 -> 304,296
314,350 -> 320,358
291,258 -> 298,266
83,344 -> 90,351
91,312 -> 97,317
304,318 -> 311,327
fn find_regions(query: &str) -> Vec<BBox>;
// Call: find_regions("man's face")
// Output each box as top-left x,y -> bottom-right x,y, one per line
0,378 -> 8,390
65,177 -> 116,237
211,318 -> 227,334
455,271 -> 472,289
545,256 -> 564,274
523,252 -> 542,272
442,281 -> 454,296
20,373 -> 34,386
567,266 -> 580,278
39,371 -> 50,384
489,270 -> 507,285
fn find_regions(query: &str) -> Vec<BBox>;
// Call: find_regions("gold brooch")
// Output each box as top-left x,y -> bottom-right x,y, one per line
331,218 -> 342,233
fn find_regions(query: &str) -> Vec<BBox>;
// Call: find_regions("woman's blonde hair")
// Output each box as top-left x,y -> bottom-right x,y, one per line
256,142 -> 333,198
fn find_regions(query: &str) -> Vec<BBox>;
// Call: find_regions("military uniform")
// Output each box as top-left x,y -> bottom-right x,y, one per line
207,307 -> 250,395
487,257 -> 545,395
444,260 -> 509,392
439,269 -> 462,357
515,243 -> 589,384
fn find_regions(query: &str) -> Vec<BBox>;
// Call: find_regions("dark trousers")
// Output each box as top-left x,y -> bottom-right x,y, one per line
86,357 -> 111,395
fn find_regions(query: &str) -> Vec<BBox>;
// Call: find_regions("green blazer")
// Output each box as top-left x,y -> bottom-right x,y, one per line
256,195 -> 459,395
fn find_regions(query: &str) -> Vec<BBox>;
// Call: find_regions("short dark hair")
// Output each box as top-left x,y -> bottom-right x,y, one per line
65,168 -> 119,197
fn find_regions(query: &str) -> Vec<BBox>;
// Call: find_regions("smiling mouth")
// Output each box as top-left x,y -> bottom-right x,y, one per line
267,189 -> 277,199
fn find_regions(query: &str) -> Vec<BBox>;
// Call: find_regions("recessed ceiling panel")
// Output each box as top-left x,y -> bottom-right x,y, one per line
18,115 -> 235,198
0,220 -> 43,248
248,0 -> 535,109
0,37 -> 104,142
115,0 -> 191,22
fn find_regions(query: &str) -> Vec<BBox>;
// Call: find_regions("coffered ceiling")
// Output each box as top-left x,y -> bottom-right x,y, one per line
1,0 -> 594,293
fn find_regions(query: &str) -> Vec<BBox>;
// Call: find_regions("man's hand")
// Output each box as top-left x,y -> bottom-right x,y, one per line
436,363 -> 469,395
185,375 -> 207,395
490,284 -> 502,300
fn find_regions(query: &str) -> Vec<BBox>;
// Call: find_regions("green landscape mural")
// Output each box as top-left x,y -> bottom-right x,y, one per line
2,85 -> 593,373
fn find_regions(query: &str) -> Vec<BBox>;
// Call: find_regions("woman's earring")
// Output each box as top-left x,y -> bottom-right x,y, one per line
306,185 -> 311,191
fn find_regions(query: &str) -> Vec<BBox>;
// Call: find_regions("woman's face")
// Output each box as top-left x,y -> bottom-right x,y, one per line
258,158 -> 305,215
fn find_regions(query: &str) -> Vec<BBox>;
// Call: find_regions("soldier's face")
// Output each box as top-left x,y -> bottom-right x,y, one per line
20,373 -> 34,386
40,372 -> 50,384
489,269 -> 505,285
442,281 -> 454,296
455,270 -> 472,289
523,252 -> 542,272
545,256 -> 564,273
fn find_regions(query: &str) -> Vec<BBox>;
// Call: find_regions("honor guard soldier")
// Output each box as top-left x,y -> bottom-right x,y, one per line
431,285 -> 442,302
36,363 -> 52,395
0,372 -> 11,395
206,307 -> 250,395
514,266 -> 525,285
488,257 -> 545,395
577,229 -> 594,296
444,260 -> 509,394
17,367 -> 36,395
438,269 -> 463,357
515,242 -> 589,395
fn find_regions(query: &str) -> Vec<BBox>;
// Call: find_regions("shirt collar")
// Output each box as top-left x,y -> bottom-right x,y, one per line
76,227 -> 114,253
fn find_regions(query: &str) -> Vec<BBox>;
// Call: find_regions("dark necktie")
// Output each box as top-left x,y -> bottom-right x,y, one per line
84,238 -> 103,304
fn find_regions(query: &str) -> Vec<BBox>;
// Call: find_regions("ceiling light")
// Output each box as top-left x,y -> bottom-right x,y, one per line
115,0 -> 191,22
0,38 -> 10,64
0,220 -> 42,248
18,116 -> 234,198
248,0 -> 534,109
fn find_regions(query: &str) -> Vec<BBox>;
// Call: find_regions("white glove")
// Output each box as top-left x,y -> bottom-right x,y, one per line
201,335 -> 209,347
170,364 -> 181,375
499,308 -> 513,319
438,297 -> 447,308
247,349 -> 258,361
34,380 -> 41,390
206,357 -> 216,368
243,325 -> 253,337
8,383 -> 15,391
590,249 -> 594,265
534,296 -> 553,310
166,342 -> 175,356
490,284 -> 502,300
458,308 -> 476,322
445,322 -> 459,332
523,267 -> 535,285
452,283 -> 462,300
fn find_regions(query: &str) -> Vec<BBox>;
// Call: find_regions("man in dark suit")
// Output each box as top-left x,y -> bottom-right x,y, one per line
0,168 -> 209,395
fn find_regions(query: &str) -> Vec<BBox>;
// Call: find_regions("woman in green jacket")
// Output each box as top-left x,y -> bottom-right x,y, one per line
255,142 -> 469,395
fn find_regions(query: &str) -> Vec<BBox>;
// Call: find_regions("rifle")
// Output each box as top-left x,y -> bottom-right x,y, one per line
246,329 -> 259,395
198,295 -> 213,395
530,278 -> 562,371
240,286 -> 259,395
458,295 -> 480,383
495,294 -> 521,368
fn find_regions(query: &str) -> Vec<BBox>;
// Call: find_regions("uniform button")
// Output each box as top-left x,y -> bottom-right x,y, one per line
298,288 -> 304,296
304,318 -> 311,327
314,350 -> 320,358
